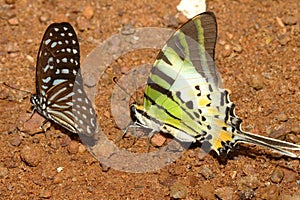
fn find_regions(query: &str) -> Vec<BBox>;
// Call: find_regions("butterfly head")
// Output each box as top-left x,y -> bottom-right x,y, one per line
129,103 -> 146,125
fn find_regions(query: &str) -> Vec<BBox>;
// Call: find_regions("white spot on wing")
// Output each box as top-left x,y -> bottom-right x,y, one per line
45,39 -> 51,45
72,49 -> 78,54
42,77 -> 51,83
62,69 -> 69,74
62,58 -> 67,63
51,42 -> 57,48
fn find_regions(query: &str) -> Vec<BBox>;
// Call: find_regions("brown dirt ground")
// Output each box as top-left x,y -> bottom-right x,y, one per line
0,0 -> 300,199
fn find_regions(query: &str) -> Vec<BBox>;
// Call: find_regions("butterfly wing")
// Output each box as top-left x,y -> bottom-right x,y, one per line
34,23 -> 97,137
143,12 -> 236,153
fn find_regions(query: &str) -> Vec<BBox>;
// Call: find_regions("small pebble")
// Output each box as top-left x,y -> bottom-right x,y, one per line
8,135 -> 22,146
76,16 -> 89,31
121,23 -> 135,35
0,166 -> 8,178
158,176 -> 177,187
239,187 -> 255,200
67,140 -> 79,154
6,42 -> 19,53
39,13 -> 50,23
60,135 -> 71,147
286,133 -> 300,143
150,133 -> 166,147
215,187 -> 234,200
26,55 -> 34,63
260,185 -> 279,200
8,17 -> 19,25
238,175 -> 259,190
169,182 -> 188,199
39,188 -> 52,198
163,15 -> 178,28
248,73 -> 264,90
270,167 -> 284,183
282,168 -> 297,183
282,15 -> 298,26
53,175 -> 63,184
275,113 -> 288,122
82,5 -> 94,19
78,143 -> 86,153
100,162 -> 110,172
5,0 -> 16,4
291,124 -> 300,134
198,165 -> 214,180
20,145 -> 41,167
269,127 -> 287,139
277,34 -> 290,46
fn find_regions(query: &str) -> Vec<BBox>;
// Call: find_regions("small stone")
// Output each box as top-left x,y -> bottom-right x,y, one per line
60,135 -> 71,147
67,141 -> 79,154
26,55 -> 34,63
282,168 -> 297,183
239,187 -> 255,200
222,48 -> 232,57
5,0 -> 16,4
269,127 -> 287,140
291,124 -> 300,134
151,133 -> 166,147
233,44 -> 243,53
121,23 -> 135,35
170,182 -> 188,199
8,17 -> 19,25
53,175 -> 63,184
39,13 -> 50,23
159,176 -> 177,187
0,166 -> 8,178
286,133 -> 300,143
39,188 -> 52,198
78,143 -> 86,153
282,15 -> 298,26
100,162 -> 110,172
277,34 -> 291,46
215,187 -> 234,200
238,175 -> 259,190
248,73 -> 264,90
8,135 -> 22,146
270,167 -> 284,183
76,16 -> 89,31
163,15 -> 178,28
6,42 -> 19,53
82,5 -> 94,19
260,185 -> 279,200
20,145 -> 41,167
198,165 -> 214,180
275,113 -> 288,122
276,17 -> 285,28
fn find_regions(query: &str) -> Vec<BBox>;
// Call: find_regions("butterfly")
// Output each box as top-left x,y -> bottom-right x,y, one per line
128,12 -> 300,158
30,22 -> 97,142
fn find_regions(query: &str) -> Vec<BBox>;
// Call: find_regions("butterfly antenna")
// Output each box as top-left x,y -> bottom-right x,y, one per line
112,77 -> 136,103
2,82 -> 32,95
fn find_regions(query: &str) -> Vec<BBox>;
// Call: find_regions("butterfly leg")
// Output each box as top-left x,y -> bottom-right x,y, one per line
40,119 -> 50,132
147,129 -> 157,152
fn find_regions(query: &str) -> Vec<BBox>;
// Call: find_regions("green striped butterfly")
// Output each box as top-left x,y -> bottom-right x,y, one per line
128,12 -> 300,158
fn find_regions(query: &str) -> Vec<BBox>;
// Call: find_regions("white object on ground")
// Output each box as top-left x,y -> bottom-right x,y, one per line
177,0 -> 206,19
